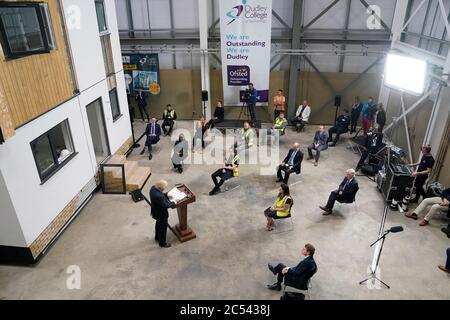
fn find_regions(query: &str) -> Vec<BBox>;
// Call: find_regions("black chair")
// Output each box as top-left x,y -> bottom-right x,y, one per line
273,201 -> 294,232
282,266 -> 317,300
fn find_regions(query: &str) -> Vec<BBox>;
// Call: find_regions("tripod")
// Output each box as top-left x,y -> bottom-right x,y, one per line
359,205 -> 391,289
238,100 -> 250,120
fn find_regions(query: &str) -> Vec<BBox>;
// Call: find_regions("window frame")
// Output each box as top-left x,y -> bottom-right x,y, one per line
0,2 -> 53,59
95,0 -> 108,35
30,119 -> 77,184
109,87 -> 122,121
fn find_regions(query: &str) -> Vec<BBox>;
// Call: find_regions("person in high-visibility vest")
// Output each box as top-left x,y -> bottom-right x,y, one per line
264,184 -> 293,231
239,121 -> 254,149
273,89 -> 286,120
209,145 -> 240,196
162,104 -> 177,136
267,112 -> 288,136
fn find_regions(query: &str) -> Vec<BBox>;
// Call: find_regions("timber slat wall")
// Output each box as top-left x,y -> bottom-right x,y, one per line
0,0 -> 74,130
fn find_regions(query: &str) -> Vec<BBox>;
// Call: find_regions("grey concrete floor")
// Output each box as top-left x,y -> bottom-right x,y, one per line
1,120 -> 449,300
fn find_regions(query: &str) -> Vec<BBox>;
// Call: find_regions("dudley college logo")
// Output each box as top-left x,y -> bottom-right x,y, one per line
226,0 -> 247,25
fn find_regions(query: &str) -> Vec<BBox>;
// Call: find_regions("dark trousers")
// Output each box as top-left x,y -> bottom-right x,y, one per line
326,190 -> 346,210
144,137 -> 158,153
206,119 -> 223,130
446,248 -> 450,270
292,117 -> 307,131
249,103 -> 256,122
270,263 -> 288,285
412,176 -> 428,202
155,217 -> 168,246
162,120 -> 174,134
212,169 -> 233,188
277,164 -> 295,184
138,104 -> 149,122
356,150 -> 370,170
308,144 -> 328,162
350,113 -> 359,133
328,127 -> 348,145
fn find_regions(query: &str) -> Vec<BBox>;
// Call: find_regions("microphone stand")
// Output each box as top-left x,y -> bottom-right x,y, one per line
359,205 -> 391,289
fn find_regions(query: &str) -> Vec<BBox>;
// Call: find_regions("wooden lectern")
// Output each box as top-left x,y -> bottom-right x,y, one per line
171,184 -> 196,242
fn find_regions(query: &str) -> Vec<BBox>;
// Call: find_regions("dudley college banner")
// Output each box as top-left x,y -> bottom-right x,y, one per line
220,0 -> 273,106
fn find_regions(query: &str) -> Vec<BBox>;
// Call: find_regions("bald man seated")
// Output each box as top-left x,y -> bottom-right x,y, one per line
276,143 -> 303,184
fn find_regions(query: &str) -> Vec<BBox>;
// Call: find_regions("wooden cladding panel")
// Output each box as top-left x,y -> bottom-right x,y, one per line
0,0 -> 74,128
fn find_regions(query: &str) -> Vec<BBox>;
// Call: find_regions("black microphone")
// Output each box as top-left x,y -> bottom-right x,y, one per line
388,226 -> 404,233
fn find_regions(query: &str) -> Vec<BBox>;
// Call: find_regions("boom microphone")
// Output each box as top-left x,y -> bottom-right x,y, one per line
388,226 -> 404,233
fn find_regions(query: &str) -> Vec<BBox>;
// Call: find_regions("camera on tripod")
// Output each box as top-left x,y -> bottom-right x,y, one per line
242,89 -> 251,102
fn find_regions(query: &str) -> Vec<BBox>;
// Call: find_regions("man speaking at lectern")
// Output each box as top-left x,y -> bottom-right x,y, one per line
150,180 -> 177,248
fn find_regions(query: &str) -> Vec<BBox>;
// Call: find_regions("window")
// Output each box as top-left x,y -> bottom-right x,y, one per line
95,0 -> 108,33
31,120 -> 76,182
109,88 -> 121,121
0,3 -> 56,58
101,34 -> 114,76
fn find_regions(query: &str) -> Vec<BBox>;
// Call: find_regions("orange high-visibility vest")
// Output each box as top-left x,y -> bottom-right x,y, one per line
274,95 -> 286,111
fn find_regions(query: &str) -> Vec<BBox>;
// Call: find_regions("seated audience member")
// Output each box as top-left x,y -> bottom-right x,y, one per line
193,115 -> 207,152
276,143 -> 303,184
172,134 -> 188,174
307,125 -> 329,167
407,145 -> 435,204
207,100 -> 225,129
319,169 -> 359,215
267,112 -> 288,136
273,89 -> 286,120
209,145 -> 240,196
355,125 -> 383,171
438,248 -> 450,274
162,104 -> 177,136
239,121 -> 255,150
375,103 -> 386,132
140,117 -> 161,160
328,110 -> 350,146
150,180 -> 177,248
264,184 -> 293,231
350,96 -> 362,134
405,187 -> 450,226
267,243 -> 317,291
292,100 -> 311,132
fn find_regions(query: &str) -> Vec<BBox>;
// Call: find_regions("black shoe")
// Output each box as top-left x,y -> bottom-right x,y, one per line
159,243 -> 171,248
178,167 -> 183,174
267,283 -> 281,291
268,264 -> 276,275
140,149 -> 145,155
149,153 -> 153,160
209,187 -> 220,196
329,143 -> 336,147
442,228 -> 450,238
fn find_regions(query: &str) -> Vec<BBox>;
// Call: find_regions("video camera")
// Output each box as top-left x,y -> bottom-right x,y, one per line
242,89 -> 252,102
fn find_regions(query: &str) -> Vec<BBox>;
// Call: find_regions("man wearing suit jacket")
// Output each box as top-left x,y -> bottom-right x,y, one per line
267,243 -> 317,291
150,180 -> 177,248
307,125 -> 329,167
140,116 -> 161,160
320,169 -> 359,215
276,143 -> 303,184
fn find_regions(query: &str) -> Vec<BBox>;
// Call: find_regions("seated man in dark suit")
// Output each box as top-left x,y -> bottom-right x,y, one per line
328,110 -> 350,146
267,243 -> 317,291
150,180 -> 177,248
320,169 -> 359,215
140,117 -> 161,160
276,143 -> 303,184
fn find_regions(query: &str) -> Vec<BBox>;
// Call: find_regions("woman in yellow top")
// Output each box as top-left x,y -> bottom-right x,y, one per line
264,184 -> 293,231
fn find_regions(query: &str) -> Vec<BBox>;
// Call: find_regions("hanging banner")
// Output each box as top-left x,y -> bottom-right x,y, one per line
220,0 -> 272,106
122,54 -> 161,95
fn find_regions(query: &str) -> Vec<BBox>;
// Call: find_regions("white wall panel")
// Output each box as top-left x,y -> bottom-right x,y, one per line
173,0 -> 199,29
115,0 -> 129,30
131,0 -> 150,30
148,0 -> 171,29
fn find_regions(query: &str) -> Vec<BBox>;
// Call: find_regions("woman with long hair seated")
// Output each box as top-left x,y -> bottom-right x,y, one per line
264,184 -> 293,231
